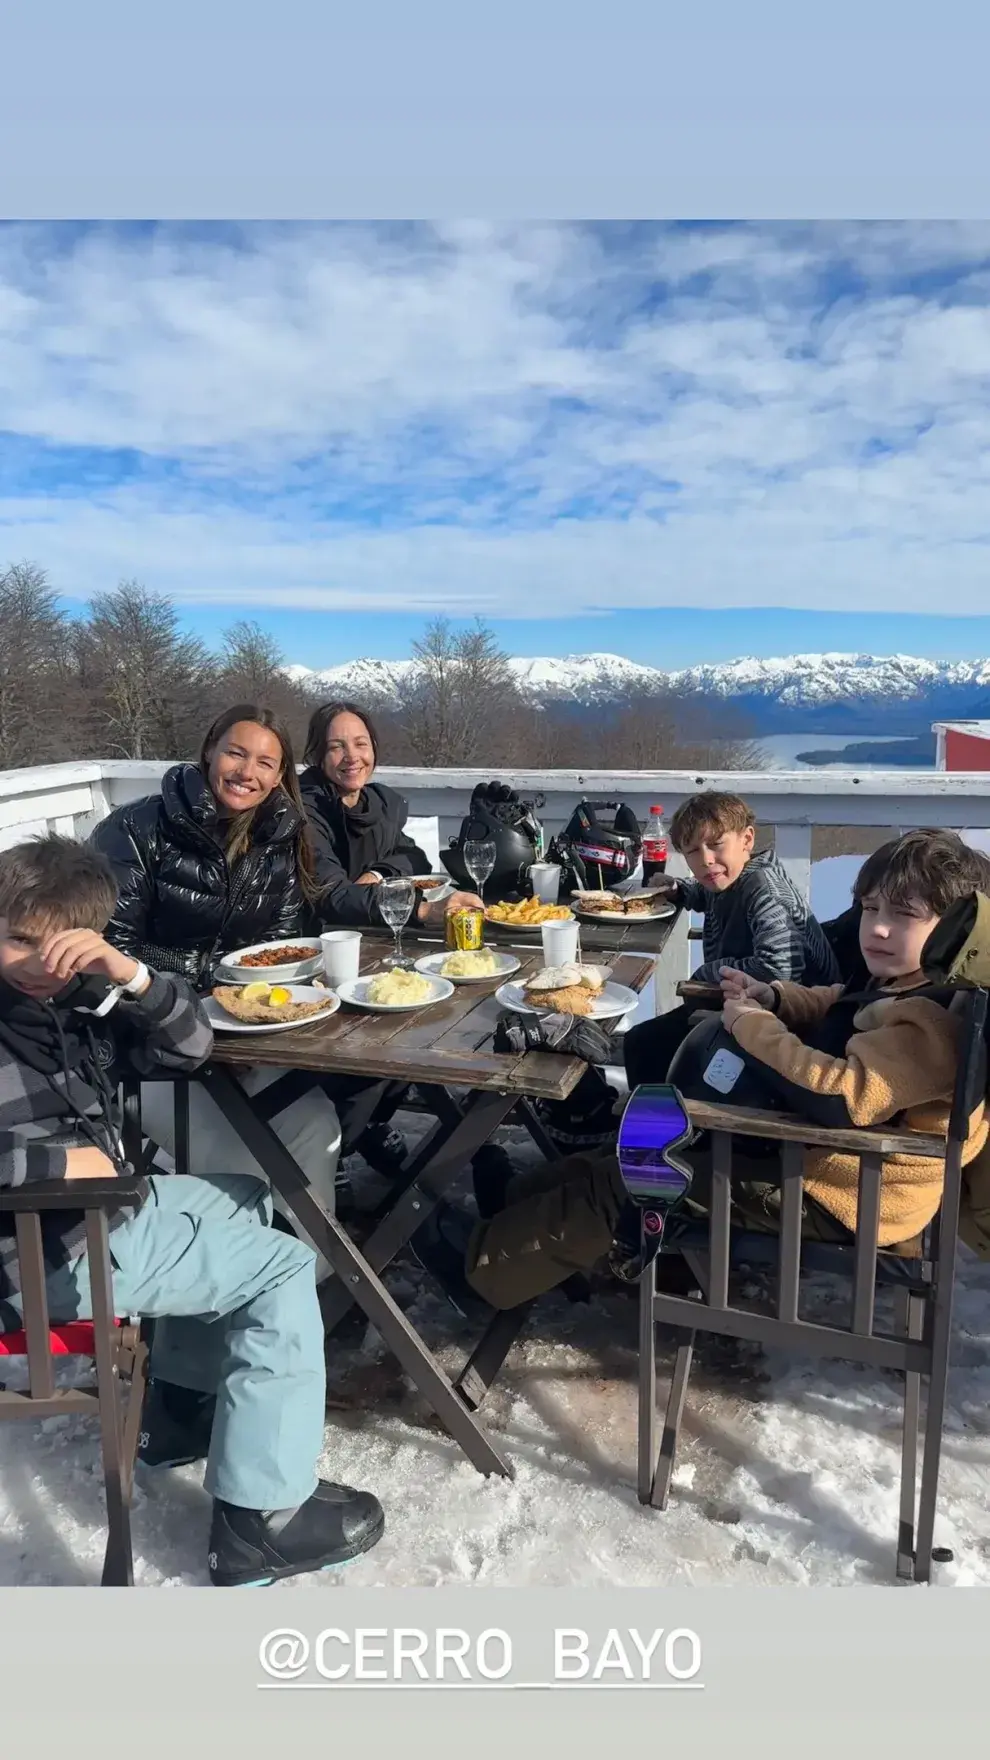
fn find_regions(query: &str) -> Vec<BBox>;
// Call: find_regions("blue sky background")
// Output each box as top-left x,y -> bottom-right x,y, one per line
3,219 -> 990,670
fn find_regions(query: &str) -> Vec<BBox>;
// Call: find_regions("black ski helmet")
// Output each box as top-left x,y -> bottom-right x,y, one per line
548,798 -> 643,893
666,1013 -> 791,1114
440,781 -> 541,900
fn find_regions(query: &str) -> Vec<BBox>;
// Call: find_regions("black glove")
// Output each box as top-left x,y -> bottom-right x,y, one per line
493,1009 -> 615,1067
470,781 -> 524,824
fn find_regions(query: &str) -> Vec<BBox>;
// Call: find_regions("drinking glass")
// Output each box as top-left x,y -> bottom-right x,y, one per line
377,877 -> 416,968
463,838 -> 497,896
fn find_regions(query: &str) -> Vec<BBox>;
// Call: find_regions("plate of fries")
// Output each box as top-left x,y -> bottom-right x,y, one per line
484,898 -> 575,930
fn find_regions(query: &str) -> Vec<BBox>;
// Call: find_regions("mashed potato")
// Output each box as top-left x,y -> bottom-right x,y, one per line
441,949 -> 500,978
366,969 -> 434,1006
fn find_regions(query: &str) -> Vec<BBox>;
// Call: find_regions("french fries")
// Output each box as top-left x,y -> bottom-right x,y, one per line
485,899 -> 573,926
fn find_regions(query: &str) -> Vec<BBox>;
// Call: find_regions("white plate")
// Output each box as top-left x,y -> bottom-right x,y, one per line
216,938 -> 323,983
572,898 -> 676,925
206,983 -> 340,1034
335,974 -> 456,1012
494,979 -> 641,1022
414,950 -> 521,984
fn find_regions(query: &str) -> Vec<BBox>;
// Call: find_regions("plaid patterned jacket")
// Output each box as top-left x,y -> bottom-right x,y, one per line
0,971 -> 213,1321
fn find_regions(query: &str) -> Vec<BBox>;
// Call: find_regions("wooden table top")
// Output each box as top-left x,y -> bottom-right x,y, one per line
208,931 -> 660,1103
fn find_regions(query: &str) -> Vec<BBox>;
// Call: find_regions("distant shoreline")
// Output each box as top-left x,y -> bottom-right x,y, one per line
794,735 -> 935,769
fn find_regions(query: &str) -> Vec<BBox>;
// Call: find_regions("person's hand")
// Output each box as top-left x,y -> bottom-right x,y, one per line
445,890 -> 484,914
356,872 -> 381,886
420,889 -> 484,925
64,1146 -> 118,1180
722,994 -> 768,1033
719,968 -> 775,1009
38,930 -> 146,992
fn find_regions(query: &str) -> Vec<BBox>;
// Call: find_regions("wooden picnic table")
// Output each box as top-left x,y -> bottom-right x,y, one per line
184,911 -> 680,1475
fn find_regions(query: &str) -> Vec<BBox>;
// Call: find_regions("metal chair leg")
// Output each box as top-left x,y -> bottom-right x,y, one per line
651,1328 -> 695,1510
896,1288 -> 924,1580
86,1211 -> 135,1587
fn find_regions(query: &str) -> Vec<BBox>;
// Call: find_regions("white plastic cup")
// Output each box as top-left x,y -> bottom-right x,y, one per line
541,919 -> 579,967
529,861 -> 561,903
320,930 -> 362,986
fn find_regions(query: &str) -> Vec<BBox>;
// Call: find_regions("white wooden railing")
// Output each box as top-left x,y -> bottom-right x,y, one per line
4,759 -> 990,1011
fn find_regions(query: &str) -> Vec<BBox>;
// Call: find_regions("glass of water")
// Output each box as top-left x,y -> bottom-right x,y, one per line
377,877 -> 416,968
463,838 -> 497,897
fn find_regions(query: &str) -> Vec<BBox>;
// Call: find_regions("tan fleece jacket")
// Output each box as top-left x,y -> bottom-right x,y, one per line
727,976 -> 988,1245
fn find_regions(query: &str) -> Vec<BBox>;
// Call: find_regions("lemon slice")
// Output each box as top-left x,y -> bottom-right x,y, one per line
268,986 -> 292,1007
241,981 -> 271,1004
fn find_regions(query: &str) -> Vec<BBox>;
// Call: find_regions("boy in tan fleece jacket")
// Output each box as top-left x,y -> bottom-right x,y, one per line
721,830 -> 990,1245
465,830 -> 990,1309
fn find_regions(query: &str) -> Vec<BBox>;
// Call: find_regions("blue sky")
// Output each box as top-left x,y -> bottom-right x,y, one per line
3,219 -> 990,670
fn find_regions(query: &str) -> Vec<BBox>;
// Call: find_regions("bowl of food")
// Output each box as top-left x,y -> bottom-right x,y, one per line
216,939 -> 323,984
411,874 -> 454,901
207,981 -> 340,1033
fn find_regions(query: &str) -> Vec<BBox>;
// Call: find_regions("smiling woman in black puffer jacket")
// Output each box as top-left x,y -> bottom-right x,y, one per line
87,703 -> 363,1271
90,704 -> 317,990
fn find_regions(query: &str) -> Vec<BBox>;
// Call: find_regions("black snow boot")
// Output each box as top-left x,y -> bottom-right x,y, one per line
138,1379 -> 217,1469
207,1480 -> 385,1587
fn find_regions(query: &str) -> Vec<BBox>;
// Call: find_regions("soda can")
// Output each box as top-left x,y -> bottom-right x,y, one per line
446,907 -> 485,951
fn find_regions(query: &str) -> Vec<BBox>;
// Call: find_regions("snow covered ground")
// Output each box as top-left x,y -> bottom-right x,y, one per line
2,1111 -> 988,1591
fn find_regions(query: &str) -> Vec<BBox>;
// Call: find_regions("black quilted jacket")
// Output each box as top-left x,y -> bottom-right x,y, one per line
89,763 -> 304,988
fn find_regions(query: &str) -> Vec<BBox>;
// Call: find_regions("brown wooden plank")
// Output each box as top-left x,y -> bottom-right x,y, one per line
681,1097 -> 944,1159
676,981 -> 723,1004
209,1038 -> 584,1099
429,954 -> 542,1053
608,952 -> 655,994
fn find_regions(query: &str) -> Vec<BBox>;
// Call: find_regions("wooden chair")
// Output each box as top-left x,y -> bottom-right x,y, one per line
633,986 -> 988,1583
0,1084 -> 151,1585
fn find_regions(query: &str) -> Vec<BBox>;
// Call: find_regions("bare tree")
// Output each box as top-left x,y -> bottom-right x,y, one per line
397,618 -> 522,765
216,620 -> 311,746
74,582 -> 216,760
592,685 -> 765,772
0,563 -> 74,769
219,620 -> 285,701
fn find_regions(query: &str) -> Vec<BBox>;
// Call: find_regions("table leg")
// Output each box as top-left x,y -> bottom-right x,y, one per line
319,1087 -> 519,1333
198,1067 -> 513,1479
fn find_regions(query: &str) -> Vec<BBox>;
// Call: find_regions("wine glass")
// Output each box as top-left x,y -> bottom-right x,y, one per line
377,877 -> 416,968
463,838 -> 496,898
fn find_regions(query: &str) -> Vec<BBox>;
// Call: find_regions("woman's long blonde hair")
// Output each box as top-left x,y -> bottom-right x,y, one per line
199,705 -> 320,903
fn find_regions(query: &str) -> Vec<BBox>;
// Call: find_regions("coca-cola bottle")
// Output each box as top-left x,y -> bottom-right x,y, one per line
641,804 -> 668,883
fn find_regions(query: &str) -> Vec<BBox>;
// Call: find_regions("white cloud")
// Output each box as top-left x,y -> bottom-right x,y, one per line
1,220 -> 990,617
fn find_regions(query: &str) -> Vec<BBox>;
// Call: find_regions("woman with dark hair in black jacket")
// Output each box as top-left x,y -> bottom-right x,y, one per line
300,701 -> 480,928
91,704 -> 318,986
90,704 -> 351,1267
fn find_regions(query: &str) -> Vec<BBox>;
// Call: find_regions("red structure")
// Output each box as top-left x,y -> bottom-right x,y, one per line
933,721 -> 990,772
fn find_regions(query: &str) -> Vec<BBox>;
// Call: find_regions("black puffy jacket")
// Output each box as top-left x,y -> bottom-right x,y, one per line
90,763 -> 305,987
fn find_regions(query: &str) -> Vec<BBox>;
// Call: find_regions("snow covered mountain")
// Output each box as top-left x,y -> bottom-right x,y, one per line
286,650 -> 990,733
285,652 -> 659,707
